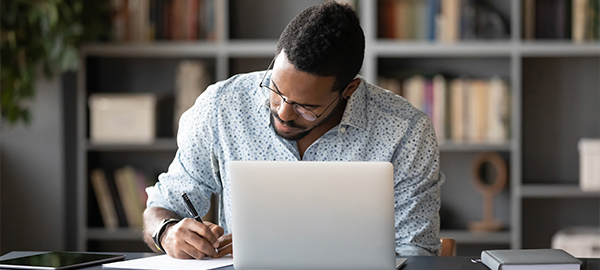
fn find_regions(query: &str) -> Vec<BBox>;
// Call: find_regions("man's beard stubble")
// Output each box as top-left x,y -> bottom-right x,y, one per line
269,97 -> 345,141
269,111 -> 312,141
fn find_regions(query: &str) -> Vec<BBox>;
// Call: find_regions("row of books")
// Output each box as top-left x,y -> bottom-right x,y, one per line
377,0 -> 508,42
111,0 -> 223,42
523,0 -> 600,41
90,167 -> 153,229
378,75 -> 511,144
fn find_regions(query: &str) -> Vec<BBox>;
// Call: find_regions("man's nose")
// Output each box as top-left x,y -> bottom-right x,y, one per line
277,102 -> 298,122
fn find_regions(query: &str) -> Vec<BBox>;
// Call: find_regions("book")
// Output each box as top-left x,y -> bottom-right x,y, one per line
469,79 -> 488,143
432,75 -> 446,143
114,166 -> 145,228
487,76 -> 510,142
449,78 -> 466,142
439,0 -> 460,43
90,169 -> 119,229
481,249 -> 582,270
573,0 -> 587,42
174,60 -> 210,133
523,0 -> 535,40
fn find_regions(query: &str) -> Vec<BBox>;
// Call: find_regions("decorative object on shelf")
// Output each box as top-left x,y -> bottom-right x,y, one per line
578,138 -> 600,192
0,0 -> 110,125
89,93 -> 157,144
469,151 -> 507,232
174,60 -> 210,133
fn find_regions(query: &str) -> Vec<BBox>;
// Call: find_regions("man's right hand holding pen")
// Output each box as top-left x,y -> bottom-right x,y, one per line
159,217 -> 232,259
143,193 -> 233,260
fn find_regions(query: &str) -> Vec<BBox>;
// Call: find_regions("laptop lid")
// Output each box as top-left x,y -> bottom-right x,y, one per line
230,161 -> 395,270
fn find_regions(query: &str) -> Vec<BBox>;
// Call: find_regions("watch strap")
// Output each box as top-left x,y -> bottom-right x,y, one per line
152,218 -> 180,253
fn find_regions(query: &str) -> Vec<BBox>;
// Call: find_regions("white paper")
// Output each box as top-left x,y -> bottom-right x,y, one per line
103,254 -> 233,270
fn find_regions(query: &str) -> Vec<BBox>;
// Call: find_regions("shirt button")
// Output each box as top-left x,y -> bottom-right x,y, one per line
340,126 -> 346,133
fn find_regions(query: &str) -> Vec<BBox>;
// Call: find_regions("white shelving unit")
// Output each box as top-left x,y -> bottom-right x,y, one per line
75,0 -> 600,254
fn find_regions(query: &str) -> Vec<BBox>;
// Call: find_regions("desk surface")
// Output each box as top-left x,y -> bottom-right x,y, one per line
1,251 -> 598,270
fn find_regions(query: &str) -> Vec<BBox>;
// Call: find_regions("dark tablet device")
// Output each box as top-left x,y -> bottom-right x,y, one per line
0,252 -> 126,270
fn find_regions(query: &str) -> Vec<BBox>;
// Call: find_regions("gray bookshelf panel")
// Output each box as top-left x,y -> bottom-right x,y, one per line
522,198 -> 600,249
87,151 -> 175,181
522,57 -> 600,184
229,0 -> 324,40
378,57 -> 511,79
228,57 -> 272,77
86,57 -> 216,94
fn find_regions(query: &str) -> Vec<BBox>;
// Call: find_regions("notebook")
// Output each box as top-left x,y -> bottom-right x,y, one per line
229,161 -> 396,270
481,249 -> 582,270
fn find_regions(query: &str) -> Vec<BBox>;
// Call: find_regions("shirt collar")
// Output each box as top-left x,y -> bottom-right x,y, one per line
339,76 -> 368,131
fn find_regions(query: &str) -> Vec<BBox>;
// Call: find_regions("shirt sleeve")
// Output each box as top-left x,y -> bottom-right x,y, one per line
146,84 -> 222,220
392,112 -> 445,256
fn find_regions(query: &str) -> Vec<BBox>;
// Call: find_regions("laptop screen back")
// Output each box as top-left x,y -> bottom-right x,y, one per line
230,161 -> 395,270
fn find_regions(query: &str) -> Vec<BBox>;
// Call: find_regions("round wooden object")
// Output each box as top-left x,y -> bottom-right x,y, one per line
469,152 -> 507,232
470,152 -> 507,195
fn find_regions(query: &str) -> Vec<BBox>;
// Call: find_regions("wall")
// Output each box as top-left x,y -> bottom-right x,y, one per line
0,74 -> 65,254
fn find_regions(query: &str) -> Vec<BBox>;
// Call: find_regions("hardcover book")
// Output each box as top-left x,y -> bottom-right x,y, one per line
481,249 -> 581,270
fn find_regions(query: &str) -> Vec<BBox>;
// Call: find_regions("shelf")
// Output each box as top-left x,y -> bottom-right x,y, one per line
373,41 -> 513,57
87,228 -> 143,241
519,41 -> 600,57
439,230 -> 511,245
520,184 -> 600,198
226,40 -> 278,57
82,41 -> 278,58
83,41 -> 600,59
439,141 -> 512,152
86,138 -> 177,151
82,42 -> 220,57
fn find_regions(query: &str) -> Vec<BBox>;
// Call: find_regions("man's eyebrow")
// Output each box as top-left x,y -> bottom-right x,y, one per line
271,80 -> 321,108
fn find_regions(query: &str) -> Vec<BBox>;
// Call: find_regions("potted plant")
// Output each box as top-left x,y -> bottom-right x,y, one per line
1,0 -> 110,125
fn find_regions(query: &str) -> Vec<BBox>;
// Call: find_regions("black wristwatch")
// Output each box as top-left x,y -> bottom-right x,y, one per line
152,218 -> 180,253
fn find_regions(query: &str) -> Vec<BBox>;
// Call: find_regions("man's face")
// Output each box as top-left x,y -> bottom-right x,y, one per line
267,53 -> 342,141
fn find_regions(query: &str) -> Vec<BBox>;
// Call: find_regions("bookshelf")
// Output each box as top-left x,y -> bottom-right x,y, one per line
75,0 -> 600,254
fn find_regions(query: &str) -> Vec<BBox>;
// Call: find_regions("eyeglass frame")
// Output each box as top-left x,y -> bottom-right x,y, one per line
259,57 -> 342,122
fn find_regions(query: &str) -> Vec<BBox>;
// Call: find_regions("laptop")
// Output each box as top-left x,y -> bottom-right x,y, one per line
229,161 -> 396,270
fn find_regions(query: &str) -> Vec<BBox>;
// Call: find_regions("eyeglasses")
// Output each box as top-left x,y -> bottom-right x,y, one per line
259,58 -> 340,122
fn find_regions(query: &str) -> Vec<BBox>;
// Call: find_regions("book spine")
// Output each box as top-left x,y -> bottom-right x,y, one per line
90,169 -> 119,229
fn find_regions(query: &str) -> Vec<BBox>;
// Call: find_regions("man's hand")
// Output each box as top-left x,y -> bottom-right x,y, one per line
215,233 -> 233,258
161,218 -> 224,259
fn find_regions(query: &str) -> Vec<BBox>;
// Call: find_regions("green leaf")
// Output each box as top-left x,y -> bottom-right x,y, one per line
1,0 -> 110,125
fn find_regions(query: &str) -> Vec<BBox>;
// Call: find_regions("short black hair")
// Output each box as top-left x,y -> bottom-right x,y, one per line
276,1 -> 365,92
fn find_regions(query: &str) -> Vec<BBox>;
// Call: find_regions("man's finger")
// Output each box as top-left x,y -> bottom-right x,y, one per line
207,222 -> 225,238
213,234 -> 233,258
214,242 -> 233,258
184,232 -> 218,257
182,242 -> 210,260
183,218 -> 220,248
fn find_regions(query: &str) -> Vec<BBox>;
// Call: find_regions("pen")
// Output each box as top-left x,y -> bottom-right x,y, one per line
181,192 -> 203,223
182,192 -> 220,254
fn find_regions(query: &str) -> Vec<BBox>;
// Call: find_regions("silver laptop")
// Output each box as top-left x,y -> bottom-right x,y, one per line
230,161 -> 396,270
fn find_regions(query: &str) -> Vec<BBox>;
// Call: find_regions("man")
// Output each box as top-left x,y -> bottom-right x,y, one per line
143,2 -> 444,259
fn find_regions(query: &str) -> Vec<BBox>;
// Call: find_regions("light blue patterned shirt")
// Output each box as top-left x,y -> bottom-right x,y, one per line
146,71 -> 445,256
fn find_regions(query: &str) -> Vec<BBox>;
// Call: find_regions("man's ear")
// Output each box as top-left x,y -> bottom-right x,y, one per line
342,78 -> 361,100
